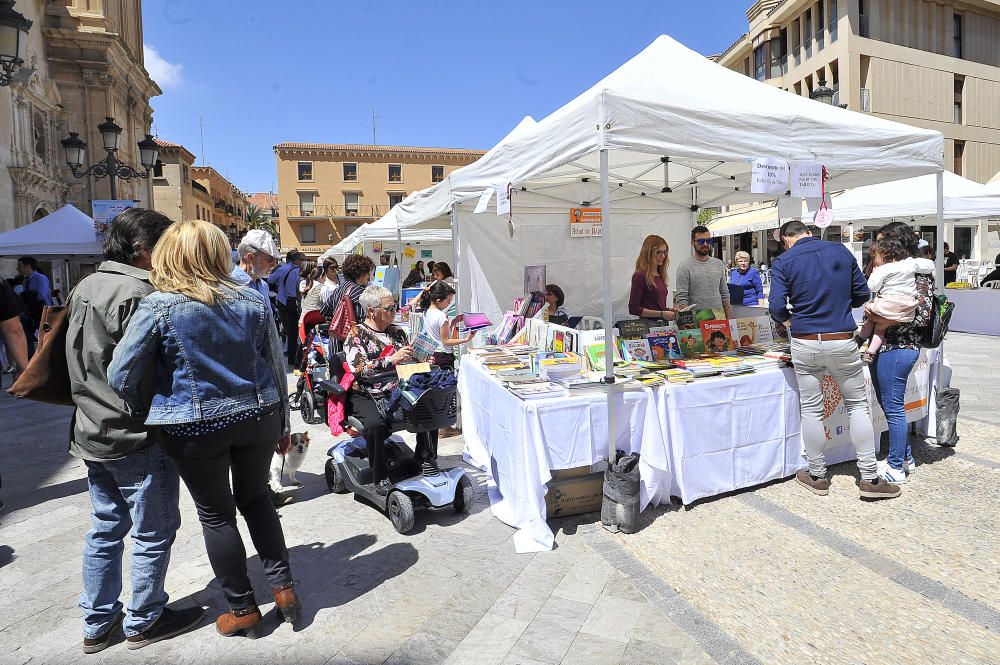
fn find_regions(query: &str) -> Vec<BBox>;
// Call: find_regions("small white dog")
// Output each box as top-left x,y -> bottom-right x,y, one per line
269,432 -> 310,492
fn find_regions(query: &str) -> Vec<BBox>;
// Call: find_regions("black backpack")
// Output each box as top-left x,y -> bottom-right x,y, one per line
919,294 -> 955,349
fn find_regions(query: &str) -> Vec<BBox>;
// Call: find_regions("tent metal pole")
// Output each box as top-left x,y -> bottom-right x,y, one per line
600,149 -> 616,464
935,170 -> 946,402
396,227 -> 403,302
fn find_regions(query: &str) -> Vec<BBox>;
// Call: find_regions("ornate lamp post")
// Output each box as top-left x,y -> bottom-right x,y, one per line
61,117 -> 159,199
0,0 -> 32,87
810,79 -> 835,105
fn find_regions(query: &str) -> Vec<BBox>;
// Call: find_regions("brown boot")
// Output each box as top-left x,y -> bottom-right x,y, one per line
215,607 -> 262,639
273,583 -> 300,625
795,469 -> 831,496
859,477 -> 901,500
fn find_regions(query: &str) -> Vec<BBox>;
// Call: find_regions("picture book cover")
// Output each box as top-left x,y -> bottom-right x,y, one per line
621,339 -> 653,363
523,265 -> 547,298
411,331 -> 438,362
647,331 -> 682,362
647,324 -> 677,337
553,331 -> 564,353
692,307 -> 726,324
586,342 -> 620,372
700,320 -> 736,353
753,316 -> 776,344
678,330 -> 704,355
729,318 -> 766,348
675,310 -> 698,331
616,319 -> 651,340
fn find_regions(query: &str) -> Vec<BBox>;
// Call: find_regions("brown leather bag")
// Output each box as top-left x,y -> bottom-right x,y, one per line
8,304 -> 73,405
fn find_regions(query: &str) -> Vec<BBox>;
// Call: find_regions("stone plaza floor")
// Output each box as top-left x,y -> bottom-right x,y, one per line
0,332 -> 998,664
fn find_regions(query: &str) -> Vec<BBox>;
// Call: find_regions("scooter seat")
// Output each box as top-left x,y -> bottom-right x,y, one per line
318,379 -> 345,396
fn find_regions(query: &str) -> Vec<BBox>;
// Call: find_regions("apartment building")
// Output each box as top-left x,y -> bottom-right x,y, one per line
273,143 -> 484,256
717,0 -> 1000,184
191,166 -> 251,239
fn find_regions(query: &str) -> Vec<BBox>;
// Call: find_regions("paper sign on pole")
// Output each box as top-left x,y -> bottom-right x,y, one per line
569,207 -> 603,238
790,163 -> 824,198
92,200 -> 137,242
750,157 -> 789,194
473,188 -> 493,214
495,184 -> 511,217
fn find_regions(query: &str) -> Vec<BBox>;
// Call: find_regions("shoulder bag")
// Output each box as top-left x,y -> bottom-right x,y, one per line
8,304 -> 73,405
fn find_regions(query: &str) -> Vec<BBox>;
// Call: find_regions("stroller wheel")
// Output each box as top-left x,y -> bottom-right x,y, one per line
325,459 -> 347,494
387,491 -> 415,534
300,390 -> 318,425
453,474 -> 474,514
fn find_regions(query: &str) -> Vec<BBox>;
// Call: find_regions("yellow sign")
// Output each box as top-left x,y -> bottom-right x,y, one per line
569,207 -> 603,238
403,246 -> 416,258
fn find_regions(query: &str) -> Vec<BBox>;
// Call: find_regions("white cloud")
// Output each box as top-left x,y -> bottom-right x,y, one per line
143,43 -> 183,89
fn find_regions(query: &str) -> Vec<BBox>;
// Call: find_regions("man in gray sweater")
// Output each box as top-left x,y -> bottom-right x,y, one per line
673,225 -> 733,319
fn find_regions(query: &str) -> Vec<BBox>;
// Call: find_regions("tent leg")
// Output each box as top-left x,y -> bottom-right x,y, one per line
935,171 -> 945,288
396,228 -> 403,303
600,149 -> 616,464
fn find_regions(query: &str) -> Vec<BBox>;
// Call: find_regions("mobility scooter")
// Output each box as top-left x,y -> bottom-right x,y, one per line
322,358 -> 473,534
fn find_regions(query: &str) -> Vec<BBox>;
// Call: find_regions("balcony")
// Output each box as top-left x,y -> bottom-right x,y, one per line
860,88 -> 871,112
285,204 -> 384,220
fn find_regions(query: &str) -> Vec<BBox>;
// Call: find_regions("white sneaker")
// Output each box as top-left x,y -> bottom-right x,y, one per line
877,459 -> 908,484
904,458 -> 916,474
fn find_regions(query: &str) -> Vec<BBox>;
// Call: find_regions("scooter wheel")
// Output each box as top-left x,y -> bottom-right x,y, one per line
300,390 -> 318,424
453,474 -> 474,514
325,459 -> 347,493
387,491 -> 415,534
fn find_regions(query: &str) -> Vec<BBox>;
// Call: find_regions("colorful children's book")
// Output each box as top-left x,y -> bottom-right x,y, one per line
647,331 -> 682,361
677,330 -> 704,354
700,320 -> 736,353
411,331 -> 438,362
586,342 -> 621,372
729,318 -> 764,348
753,316 -> 776,344
621,339 -> 653,363
675,310 -> 698,331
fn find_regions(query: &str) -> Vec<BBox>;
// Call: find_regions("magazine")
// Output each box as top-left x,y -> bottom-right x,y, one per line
700,320 -> 736,353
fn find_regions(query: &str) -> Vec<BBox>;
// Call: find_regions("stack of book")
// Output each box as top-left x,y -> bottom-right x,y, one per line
508,381 -> 566,401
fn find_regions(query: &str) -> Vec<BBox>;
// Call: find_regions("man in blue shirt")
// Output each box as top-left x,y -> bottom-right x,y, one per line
16,256 -> 53,358
268,250 -> 305,365
769,220 -> 899,501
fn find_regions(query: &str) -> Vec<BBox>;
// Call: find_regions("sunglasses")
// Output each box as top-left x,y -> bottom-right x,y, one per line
694,238 -> 712,245
375,304 -> 398,313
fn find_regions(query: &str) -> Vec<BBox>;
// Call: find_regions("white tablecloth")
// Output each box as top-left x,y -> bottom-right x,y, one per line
943,288 -> 1000,336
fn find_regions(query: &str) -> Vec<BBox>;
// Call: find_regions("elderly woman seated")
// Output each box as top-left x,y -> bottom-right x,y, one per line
342,285 -> 416,495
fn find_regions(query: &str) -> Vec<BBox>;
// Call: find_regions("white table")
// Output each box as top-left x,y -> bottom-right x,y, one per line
943,288 -> 1000,336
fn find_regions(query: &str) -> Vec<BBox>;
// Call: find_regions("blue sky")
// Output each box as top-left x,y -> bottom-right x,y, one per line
143,1 -> 750,194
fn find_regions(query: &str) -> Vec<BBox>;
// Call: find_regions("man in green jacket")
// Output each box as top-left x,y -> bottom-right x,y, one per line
66,209 -> 203,653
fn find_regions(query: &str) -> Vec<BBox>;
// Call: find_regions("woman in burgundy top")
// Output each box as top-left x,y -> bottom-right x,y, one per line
629,234 -> 675,322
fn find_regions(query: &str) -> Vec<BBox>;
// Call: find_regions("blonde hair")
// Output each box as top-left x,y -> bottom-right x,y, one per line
635,235 -> 669,288
735,251 -> 751,262
151,220 -> 240,304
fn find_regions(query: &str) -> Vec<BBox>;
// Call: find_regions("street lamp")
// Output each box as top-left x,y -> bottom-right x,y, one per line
810,79 -> 835,105
61,117 -> 159,200
0,0 -> 32,87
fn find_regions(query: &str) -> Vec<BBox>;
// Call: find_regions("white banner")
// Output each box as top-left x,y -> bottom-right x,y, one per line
496,184 -> 511,217
750,157 -> 789,195
473,188 -> 493,214
790,163 -> 824,198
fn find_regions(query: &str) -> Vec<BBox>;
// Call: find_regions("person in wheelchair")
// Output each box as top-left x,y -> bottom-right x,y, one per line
343,285 -> 418,495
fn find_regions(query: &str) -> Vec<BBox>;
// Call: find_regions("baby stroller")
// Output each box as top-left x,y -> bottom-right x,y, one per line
290,310 -> 330,424
322,357 -> 472,534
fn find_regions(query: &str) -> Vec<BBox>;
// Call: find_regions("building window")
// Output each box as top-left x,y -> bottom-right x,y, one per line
954,76 -> 964,124
954,140 -> 965,176
344,192 -> 360,215
152,160 -> 164,178
754,43 -> 767,82
183,165 -> 190,182
431,165 -> 445,183
792,18 -> 801,65
953,14 -> 963,58
298,192 -> 315,216
858,0 -> 868,37
297,161 -> 313,181
804,9 -> 812,58
829,0 -> 838,42
343,162 -> 358,181
388,192 -> 405,208
816,0 -> 825,50
954,226 -> 973,261
345,223 -> 363,236
300,223 -> 316,244
388,164 -> 402,183
771,31 -> 787,78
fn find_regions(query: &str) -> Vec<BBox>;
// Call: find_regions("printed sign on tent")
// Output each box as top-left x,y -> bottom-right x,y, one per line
495,184 -> 511,217
92,200 -> 136,242
749,157 -> 789,194
473,188 -> 493,214
569,207 -> 603,238
790,163 -> 824,198
403,246 -> 416,258
421,249 -> 433,258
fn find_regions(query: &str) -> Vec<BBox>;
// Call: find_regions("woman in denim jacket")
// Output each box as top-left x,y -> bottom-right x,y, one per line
108,220 -> 297,639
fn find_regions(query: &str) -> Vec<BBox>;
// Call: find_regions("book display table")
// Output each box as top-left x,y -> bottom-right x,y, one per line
943,288 -> 1000,336
460,349 -> 937,553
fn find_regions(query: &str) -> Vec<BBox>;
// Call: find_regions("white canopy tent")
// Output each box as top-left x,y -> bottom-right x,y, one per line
389,35 -> 945,468
0,204 -> 103,259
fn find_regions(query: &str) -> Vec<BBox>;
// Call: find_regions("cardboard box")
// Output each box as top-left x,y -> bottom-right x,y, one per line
545,472 -> 604,518
551,460 -> 606,481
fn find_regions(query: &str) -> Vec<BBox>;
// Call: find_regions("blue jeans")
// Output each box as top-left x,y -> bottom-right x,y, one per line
80,443 -> 181,638
870,347 -> 919,471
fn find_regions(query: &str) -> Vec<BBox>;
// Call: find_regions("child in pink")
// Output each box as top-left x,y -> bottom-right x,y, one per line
859,237 -> 934,362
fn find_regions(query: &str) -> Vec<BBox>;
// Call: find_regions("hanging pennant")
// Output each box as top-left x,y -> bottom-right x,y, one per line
813,167 -> 834,228
790,163 -> 824,198
750,157 -> 789,194
473,188 -> 493,214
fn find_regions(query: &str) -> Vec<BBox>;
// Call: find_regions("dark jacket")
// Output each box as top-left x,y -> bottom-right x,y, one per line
66,261 -> 157,461
768,237 -> 870,335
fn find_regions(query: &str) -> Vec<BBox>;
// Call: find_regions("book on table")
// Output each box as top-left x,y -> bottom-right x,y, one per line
616,319 -> 651,340
411,331 -> 438,362
621,339 -> 653,363
460,312 -> 493,331
678,330 -> 704,354
647,330 -> 682,362
509,381 -> 565,400
700,320 -> 737,353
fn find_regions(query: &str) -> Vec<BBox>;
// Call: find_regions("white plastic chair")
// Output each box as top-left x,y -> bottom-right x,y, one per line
982,280 -> 1000,289
578,316 -> 605,331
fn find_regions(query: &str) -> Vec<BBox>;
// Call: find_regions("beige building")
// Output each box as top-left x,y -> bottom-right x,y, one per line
714,0 -> 1000,263
273,143 -> 484,256
191,166 -> 251,239
0,0 -> 159,241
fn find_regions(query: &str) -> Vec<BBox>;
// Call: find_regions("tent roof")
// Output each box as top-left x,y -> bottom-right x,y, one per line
0,205 -> 103,258
436,35 -> 942,221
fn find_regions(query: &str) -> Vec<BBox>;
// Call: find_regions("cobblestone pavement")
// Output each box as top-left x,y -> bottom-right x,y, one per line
1,333 -> 997,664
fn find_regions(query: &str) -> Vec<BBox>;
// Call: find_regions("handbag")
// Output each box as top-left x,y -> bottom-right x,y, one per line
919,294 -> 955,349
8,304 -> 73,405
329,295 -> 357,341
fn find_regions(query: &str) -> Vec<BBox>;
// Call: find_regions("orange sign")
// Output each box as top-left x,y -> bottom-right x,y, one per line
569,207 -> 602,238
